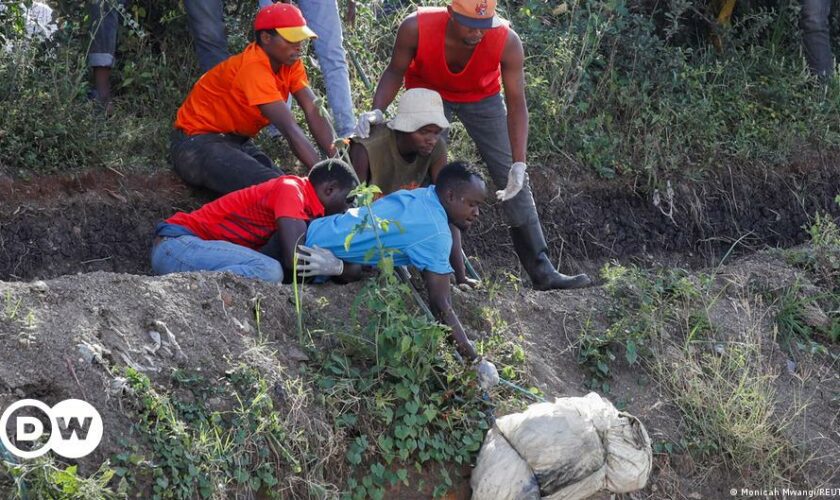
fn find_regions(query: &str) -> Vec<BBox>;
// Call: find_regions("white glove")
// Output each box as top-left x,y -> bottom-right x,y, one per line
296,245 -> 344,277
475,358 -> 500,391
456,277 -> 481,292
353,109 -> 385,139
496,162 -> 527,201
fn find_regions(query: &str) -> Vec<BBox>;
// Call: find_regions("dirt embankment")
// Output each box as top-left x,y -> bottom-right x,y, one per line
0,250 -> 838,497
2,157 -> 839,282
0,160 -> 838,497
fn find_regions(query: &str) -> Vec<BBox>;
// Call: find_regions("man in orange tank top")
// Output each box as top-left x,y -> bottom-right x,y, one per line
355,0 -> 591,291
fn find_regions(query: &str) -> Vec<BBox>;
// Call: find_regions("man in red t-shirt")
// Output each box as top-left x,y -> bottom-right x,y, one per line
171,3 -> 338,195
354,0 -> 591,291
151,159 -> 358,283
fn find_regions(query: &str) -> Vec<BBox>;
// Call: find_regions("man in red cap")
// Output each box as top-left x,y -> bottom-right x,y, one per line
171,3 -> 338,195
355,0 -> 591,291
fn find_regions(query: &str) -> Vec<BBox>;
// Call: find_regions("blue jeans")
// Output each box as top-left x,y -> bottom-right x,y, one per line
183,0 -> 356,136
294,0 -> 356,137
151,223 -> 284,282
88,0 -> 129,67
183,0 -> 229,73
801,0 -> 835,76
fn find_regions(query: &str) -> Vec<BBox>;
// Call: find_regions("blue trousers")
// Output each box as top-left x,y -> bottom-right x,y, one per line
150,223 -> 284,282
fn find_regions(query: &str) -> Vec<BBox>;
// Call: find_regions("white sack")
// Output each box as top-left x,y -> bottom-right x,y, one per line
470,427 -> 540,500
604,412 -> 652,493
472,392 -> 652,500
495,398 -> 605,495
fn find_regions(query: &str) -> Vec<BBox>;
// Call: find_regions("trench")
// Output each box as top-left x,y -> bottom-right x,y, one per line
1,159 -> 838,282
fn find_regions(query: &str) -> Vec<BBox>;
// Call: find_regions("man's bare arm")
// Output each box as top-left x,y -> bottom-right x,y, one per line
274,218 -> 308,269
423,270 -> 477,360
348,141 -> 371,184
259,100 -> 320,168
372,15 -> 419,112
500,30 -> 528,164
294,87 -> 338,155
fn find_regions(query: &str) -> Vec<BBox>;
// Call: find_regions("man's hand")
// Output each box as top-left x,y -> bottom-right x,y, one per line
496,161 -> 527,201
353,109 -> 385,139
297,245 -> 344,276
474,358 -> 500,391
456,277 -> 481,292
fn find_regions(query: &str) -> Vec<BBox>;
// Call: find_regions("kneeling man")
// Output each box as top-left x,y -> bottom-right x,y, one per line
151,159 -> 358,282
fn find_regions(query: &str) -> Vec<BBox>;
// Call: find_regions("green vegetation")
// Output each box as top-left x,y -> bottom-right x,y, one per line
578,262 -> 811,485
2,0 -> 838,179
777,195 -> 840,348
2,457 -> 122,500
115,365 -> 322,499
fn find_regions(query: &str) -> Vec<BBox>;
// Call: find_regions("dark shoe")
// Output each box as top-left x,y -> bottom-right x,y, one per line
510,224 -> 592,291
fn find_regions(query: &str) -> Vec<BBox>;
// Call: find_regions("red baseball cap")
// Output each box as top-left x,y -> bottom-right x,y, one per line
254,3 -> 317,43
450,0 -> 502,29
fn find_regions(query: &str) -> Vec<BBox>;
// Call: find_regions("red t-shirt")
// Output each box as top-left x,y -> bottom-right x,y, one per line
166,176 -> 324,249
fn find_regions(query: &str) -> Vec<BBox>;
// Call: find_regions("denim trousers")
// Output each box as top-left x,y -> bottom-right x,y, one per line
801,0 -> 835,76
88,0 -> 129,67
442,93 -> 539,228
151,223 -> 284,282
184,0 -> 356,137
170,129 -> 282,195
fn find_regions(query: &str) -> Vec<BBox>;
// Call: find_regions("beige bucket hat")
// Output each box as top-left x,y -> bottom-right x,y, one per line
387,88 -> 450,133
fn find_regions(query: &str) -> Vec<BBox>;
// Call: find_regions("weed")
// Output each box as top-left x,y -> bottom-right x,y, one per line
315,273 -> 495,498
118,365 -> 324,499
1,455 -> 123,500
656,337 -> 802,485
578,264 -> 702,390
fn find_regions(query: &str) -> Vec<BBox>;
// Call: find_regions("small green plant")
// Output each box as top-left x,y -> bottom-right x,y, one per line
578,264 -> 703,390
119,365 -> 318,499
1,456 -> 124,500
315,273 -> 494,499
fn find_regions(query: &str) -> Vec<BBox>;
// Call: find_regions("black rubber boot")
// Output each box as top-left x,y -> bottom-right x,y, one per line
510,223 -> 592,290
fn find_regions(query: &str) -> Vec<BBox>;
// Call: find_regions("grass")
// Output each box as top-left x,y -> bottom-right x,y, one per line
1,0 -> 839,182
656,332 -> 804,485
580,261 -> 826,487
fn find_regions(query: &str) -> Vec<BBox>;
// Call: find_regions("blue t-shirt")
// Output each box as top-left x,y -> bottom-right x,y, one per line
305,186 -> 454,275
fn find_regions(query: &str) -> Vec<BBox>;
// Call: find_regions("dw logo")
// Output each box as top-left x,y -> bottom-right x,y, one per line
0,399 -> 103,459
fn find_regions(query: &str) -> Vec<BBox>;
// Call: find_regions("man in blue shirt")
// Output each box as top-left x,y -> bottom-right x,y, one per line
298,162 -> 499,388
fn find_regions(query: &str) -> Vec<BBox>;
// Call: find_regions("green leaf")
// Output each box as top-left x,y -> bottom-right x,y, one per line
625,339 -> 638,365
371,462 -> 385,479
344,231 -> 356,251
400,335 -> 411,353
364,247 -> 378,262
596,360 -> 609,375
378,435 -> 394,453
394,425 -> 410,440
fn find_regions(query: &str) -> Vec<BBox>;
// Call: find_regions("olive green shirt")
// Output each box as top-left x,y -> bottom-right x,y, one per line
354,124 -> 446,194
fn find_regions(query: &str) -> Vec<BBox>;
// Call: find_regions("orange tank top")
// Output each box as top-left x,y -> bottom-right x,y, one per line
404,7 -> 508,103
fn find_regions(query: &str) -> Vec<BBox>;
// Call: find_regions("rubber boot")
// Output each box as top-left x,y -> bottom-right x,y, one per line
510,223 -> 592,290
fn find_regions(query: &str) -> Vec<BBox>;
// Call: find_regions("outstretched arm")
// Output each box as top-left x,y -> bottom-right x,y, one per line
500,30 -> 528,164
294,87 -> 338,156
259,100 -> 321,168
371,15 -> 419,112
423,270 -> 477,360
